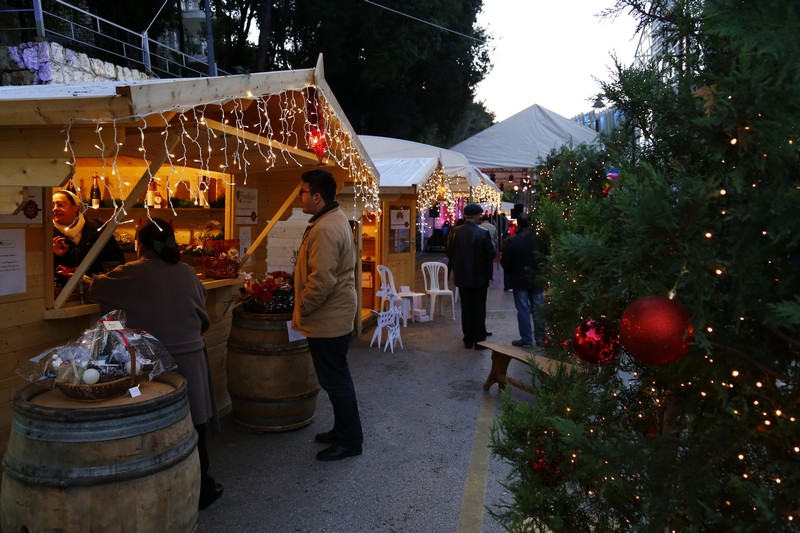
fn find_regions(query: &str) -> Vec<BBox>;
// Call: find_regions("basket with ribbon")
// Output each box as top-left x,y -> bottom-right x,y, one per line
201,239 -> 240,279
16,311 -> 176,402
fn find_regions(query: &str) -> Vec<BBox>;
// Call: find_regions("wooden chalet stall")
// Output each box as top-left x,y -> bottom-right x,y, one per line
357,136 -> 502,307
0,56 -> 379,459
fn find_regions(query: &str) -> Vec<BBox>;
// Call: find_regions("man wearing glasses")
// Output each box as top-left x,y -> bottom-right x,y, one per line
292,169 -> 363,461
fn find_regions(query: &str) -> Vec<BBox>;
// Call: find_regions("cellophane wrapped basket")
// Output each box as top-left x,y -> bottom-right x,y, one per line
16,310 -> 176,402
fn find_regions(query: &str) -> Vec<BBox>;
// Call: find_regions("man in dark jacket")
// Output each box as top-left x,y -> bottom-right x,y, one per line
501,213 -> 547,347
446,203 -> 495,349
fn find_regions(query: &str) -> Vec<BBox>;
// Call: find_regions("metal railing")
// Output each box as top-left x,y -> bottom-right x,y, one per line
1,0 -> 226,79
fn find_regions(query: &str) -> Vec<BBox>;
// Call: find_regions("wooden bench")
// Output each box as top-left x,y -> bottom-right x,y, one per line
478,340 -> 574,394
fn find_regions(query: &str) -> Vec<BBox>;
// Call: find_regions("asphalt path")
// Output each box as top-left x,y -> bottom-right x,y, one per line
198,253 -> 537,532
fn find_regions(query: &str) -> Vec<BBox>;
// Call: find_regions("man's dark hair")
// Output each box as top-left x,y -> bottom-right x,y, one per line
516,213 -> 531,229
301,169 -> 338,204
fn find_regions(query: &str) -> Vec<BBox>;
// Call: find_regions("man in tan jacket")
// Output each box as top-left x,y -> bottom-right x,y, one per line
292,169 -> 363,461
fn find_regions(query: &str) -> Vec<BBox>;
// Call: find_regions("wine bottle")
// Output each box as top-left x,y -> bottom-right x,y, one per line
146,179 -> 157,208
90,174 -> 101,209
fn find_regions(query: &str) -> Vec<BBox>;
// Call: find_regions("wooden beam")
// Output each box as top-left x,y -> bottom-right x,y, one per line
0,126 -> 124,158
0,95 -> 133,127
0,158 -> 72,187
202,118 -> 320,165
121,69 -> 315,118
238,182 -> 303,266
53,132 -> 182,309
0,186 -> 29,215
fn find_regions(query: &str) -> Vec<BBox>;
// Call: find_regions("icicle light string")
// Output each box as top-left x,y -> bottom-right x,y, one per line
234,98 -> 250,176
63,86 -> 379,212
93,124 -> 112,205
416,163 -> 454,234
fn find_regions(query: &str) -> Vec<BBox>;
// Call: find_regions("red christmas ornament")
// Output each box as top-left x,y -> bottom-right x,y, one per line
529,449 -> 563,485
619,295 -> 694,365
572,319 -> 620,365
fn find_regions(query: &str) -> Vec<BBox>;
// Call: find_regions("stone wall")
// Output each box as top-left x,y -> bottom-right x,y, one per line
0,41 -> 150,86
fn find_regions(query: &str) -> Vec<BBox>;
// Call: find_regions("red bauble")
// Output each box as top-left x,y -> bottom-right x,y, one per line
619,295 -> 694,365
572,319 -> 620,365
529,449 -> 563,485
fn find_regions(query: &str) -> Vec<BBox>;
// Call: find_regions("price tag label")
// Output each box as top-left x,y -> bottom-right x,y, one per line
128,385 -> 141,398
103,320 -> 124,331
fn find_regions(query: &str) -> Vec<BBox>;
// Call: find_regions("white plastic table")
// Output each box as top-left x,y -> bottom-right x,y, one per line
396,291 -> 425,327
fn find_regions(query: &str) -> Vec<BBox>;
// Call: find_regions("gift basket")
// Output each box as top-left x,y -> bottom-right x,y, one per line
16,310 -> 176,401
201,239 -> 240,279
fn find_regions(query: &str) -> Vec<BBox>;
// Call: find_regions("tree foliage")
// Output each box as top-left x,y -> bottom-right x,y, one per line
490,0 -> 800,530
251,0 -> 493,146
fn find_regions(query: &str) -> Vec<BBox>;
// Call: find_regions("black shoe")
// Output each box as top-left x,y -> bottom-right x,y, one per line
512,339 -> 533,348
486,332 -> 493,336
474,344 -> 488,351
464,341 -> 474,349
316,444 -> 362,461
315,429 -> 336,444
199,483 -> 223,511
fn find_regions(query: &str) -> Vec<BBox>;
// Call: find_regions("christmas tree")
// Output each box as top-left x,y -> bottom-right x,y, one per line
490,1 -> 800,530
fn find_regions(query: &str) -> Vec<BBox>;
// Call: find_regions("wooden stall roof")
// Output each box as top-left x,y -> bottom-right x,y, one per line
0,55 -> 379,195
0,55 -> 382,312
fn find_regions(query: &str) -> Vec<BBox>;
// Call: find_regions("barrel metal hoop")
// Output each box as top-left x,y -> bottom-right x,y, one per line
2,431 -> 198,488
10,398 -> 190,443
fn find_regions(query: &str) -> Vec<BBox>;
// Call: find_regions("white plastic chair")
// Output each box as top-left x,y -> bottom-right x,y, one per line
421,261 -> 455,320
376,265 -> 398,312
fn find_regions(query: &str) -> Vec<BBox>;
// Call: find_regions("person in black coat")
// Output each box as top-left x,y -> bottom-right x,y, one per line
52,189 -> 125,287
501,213 -> 548,347
446,203 -> 495,349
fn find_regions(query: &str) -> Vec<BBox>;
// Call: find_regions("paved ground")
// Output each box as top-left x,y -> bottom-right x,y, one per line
198,253 -> 536,532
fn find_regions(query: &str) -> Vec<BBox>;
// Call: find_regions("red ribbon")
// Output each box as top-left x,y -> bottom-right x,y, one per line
55,265 -> 77,277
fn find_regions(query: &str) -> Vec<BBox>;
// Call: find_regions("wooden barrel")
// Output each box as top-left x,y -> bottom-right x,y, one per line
226,307 -> 320,432
0,372 -> 199,533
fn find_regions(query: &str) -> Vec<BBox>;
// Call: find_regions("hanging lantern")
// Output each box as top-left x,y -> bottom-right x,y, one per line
308,127 -> 328,164
305,87 -> 327,163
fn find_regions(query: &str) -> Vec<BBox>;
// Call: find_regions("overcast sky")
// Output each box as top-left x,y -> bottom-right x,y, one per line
474,0 -> 641,121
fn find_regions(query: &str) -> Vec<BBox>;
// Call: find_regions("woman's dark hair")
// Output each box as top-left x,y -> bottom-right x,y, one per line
137,218 -> 180,264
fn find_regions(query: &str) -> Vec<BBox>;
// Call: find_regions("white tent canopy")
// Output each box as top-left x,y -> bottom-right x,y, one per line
373,157 -> 438,188
450,104 -> 599,168
359,135 -> 498,193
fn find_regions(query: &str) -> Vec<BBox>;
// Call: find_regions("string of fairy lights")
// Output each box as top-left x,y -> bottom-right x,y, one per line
63,85 -> 381,229
415,163 -> 501,235
416,162 -> 454,234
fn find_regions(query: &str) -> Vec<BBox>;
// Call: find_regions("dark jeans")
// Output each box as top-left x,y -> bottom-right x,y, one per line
513,287 -> 545,345
458,286 -> 488,345
307,334 -> 363,447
